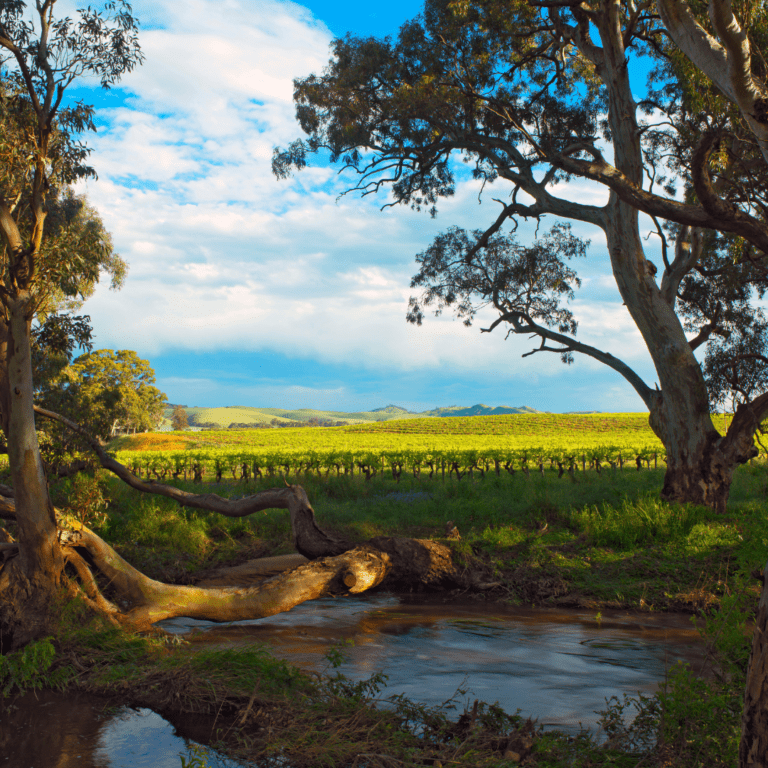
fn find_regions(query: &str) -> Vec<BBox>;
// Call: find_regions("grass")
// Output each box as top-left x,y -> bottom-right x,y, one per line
69,460 -> 768,615
4,456 -> 764,766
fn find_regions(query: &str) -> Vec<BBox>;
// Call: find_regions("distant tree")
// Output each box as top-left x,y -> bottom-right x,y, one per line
171,405 -> 189,431
51,350 -> 167,441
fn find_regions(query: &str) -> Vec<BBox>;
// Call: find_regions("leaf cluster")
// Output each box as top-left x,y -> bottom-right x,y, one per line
407,222 -> 587,357
37,348 -> 167,446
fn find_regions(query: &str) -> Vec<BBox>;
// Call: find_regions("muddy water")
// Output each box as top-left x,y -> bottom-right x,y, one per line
161,592 -> 707,734
0,688 -> 245,768
2,594 -> 706,767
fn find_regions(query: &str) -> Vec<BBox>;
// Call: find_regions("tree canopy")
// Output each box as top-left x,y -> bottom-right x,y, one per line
274,0 -> 768,513
49,349 -> 167,441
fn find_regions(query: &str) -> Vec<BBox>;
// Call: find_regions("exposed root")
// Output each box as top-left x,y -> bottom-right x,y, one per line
62,546 -> 121,616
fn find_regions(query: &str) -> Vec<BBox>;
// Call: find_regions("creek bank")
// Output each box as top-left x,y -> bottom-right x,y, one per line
190,546 -> 748,616
2,592 -> 709,768
0,688 -> 240,768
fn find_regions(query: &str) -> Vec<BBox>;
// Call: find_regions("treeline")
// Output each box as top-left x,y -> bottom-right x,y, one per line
191,417 -> 350,430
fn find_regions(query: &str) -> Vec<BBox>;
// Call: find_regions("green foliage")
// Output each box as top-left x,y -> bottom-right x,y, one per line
0,638 -> 72,697
323,638 -> 355,670
569,492 -> 708,550
59,473 -> 109,527
178,744 -> 213,768
52,349 -> 167,441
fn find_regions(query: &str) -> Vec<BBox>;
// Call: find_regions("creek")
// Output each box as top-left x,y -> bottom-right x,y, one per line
2,592 -> 706,768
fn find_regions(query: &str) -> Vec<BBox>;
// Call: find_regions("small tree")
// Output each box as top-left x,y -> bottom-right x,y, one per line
55,350 -> 167,440
170,405 -> 188,432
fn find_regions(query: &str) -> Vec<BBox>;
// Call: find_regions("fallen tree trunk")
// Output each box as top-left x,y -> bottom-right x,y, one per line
0,409 -> 465,633
0,494 -> 459,631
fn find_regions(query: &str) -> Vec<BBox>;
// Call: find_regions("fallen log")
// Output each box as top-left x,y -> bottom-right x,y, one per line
1,412 -> 464,632
55,520 -> 458,631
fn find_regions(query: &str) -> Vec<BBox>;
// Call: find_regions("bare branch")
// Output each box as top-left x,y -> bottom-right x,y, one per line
483,311 -> 656,408
33,405 -> 353,560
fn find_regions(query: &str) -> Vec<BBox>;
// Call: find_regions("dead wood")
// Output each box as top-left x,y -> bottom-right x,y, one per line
33,406 -> 353,560
196,554 -> 309,587
0,409 -> 465,632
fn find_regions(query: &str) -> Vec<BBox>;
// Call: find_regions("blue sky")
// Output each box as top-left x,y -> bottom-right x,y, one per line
53,0 -> 675,414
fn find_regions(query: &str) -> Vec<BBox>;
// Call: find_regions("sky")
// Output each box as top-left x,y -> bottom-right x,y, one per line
42,0 -> 679,414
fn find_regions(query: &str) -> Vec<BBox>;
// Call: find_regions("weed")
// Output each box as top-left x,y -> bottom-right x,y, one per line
179,743 -> 214,768
0,637 -> 73,696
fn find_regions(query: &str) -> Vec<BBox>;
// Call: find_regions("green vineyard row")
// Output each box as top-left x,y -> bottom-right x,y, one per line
113,444 -> 697,483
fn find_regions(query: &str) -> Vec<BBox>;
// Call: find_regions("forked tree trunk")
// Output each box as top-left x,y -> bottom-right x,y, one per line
740,561 -> 768,767
649,396 -> 762,514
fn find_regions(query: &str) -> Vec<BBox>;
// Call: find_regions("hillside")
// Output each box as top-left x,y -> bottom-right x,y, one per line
160,403 -> 559,430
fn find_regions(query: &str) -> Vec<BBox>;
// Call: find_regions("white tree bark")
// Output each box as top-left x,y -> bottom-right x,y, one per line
657,0 -> 768,164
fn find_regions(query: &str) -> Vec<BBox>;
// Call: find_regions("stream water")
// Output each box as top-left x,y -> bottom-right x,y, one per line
2,593 -> 706,768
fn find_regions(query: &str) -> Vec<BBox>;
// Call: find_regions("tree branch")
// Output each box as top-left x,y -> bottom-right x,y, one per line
554,152 -> 768,253
482,311 -> 655,408
660,225 -> 702,306
32,406 -> 353,560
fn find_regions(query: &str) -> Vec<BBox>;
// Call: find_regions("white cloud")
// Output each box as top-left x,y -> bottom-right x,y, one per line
65,0 -> 659,406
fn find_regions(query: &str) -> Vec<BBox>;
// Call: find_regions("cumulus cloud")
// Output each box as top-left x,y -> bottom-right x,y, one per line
60,0 -> 662,410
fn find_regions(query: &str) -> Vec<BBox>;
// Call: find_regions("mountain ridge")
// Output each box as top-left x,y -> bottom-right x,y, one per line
162,403 -> 602,430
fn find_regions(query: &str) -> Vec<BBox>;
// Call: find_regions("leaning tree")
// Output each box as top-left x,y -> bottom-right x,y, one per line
273,0 -> 768,515
0,1 -> 472,651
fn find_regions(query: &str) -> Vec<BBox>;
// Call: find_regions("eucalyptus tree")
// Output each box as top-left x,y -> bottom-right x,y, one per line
0,0 -> 142,643
62,349 -> 167,440
273,0 -> 768,515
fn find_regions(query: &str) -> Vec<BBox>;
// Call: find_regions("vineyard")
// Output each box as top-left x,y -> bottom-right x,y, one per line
109,411 -> 762,483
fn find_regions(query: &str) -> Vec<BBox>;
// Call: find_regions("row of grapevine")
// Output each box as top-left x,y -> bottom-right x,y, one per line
112,444 -> 704,483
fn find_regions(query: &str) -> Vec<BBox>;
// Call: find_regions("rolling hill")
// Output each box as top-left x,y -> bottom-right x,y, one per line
159,403 -> 599,431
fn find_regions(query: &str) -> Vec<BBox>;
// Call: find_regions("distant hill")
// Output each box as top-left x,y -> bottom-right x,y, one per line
421,404 -> 540,417
159,403 -> 599,430
160,404 -> 425,431
371,405 -> 413,414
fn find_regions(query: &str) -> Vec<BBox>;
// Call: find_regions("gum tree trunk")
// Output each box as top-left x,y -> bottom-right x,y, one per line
0,294 -> 65,648
595,1 -> 760,514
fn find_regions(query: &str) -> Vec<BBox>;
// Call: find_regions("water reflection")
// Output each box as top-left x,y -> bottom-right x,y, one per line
0,689 -> 244,768
159,593 -> 706,734
1,595 -> 706,767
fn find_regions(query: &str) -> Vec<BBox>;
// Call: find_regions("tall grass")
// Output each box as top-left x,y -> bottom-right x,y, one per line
569,492 -> 709,549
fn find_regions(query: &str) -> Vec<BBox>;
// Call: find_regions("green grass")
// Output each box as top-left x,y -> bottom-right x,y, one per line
65,458 -> 768,616
8,457 -> 765,767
